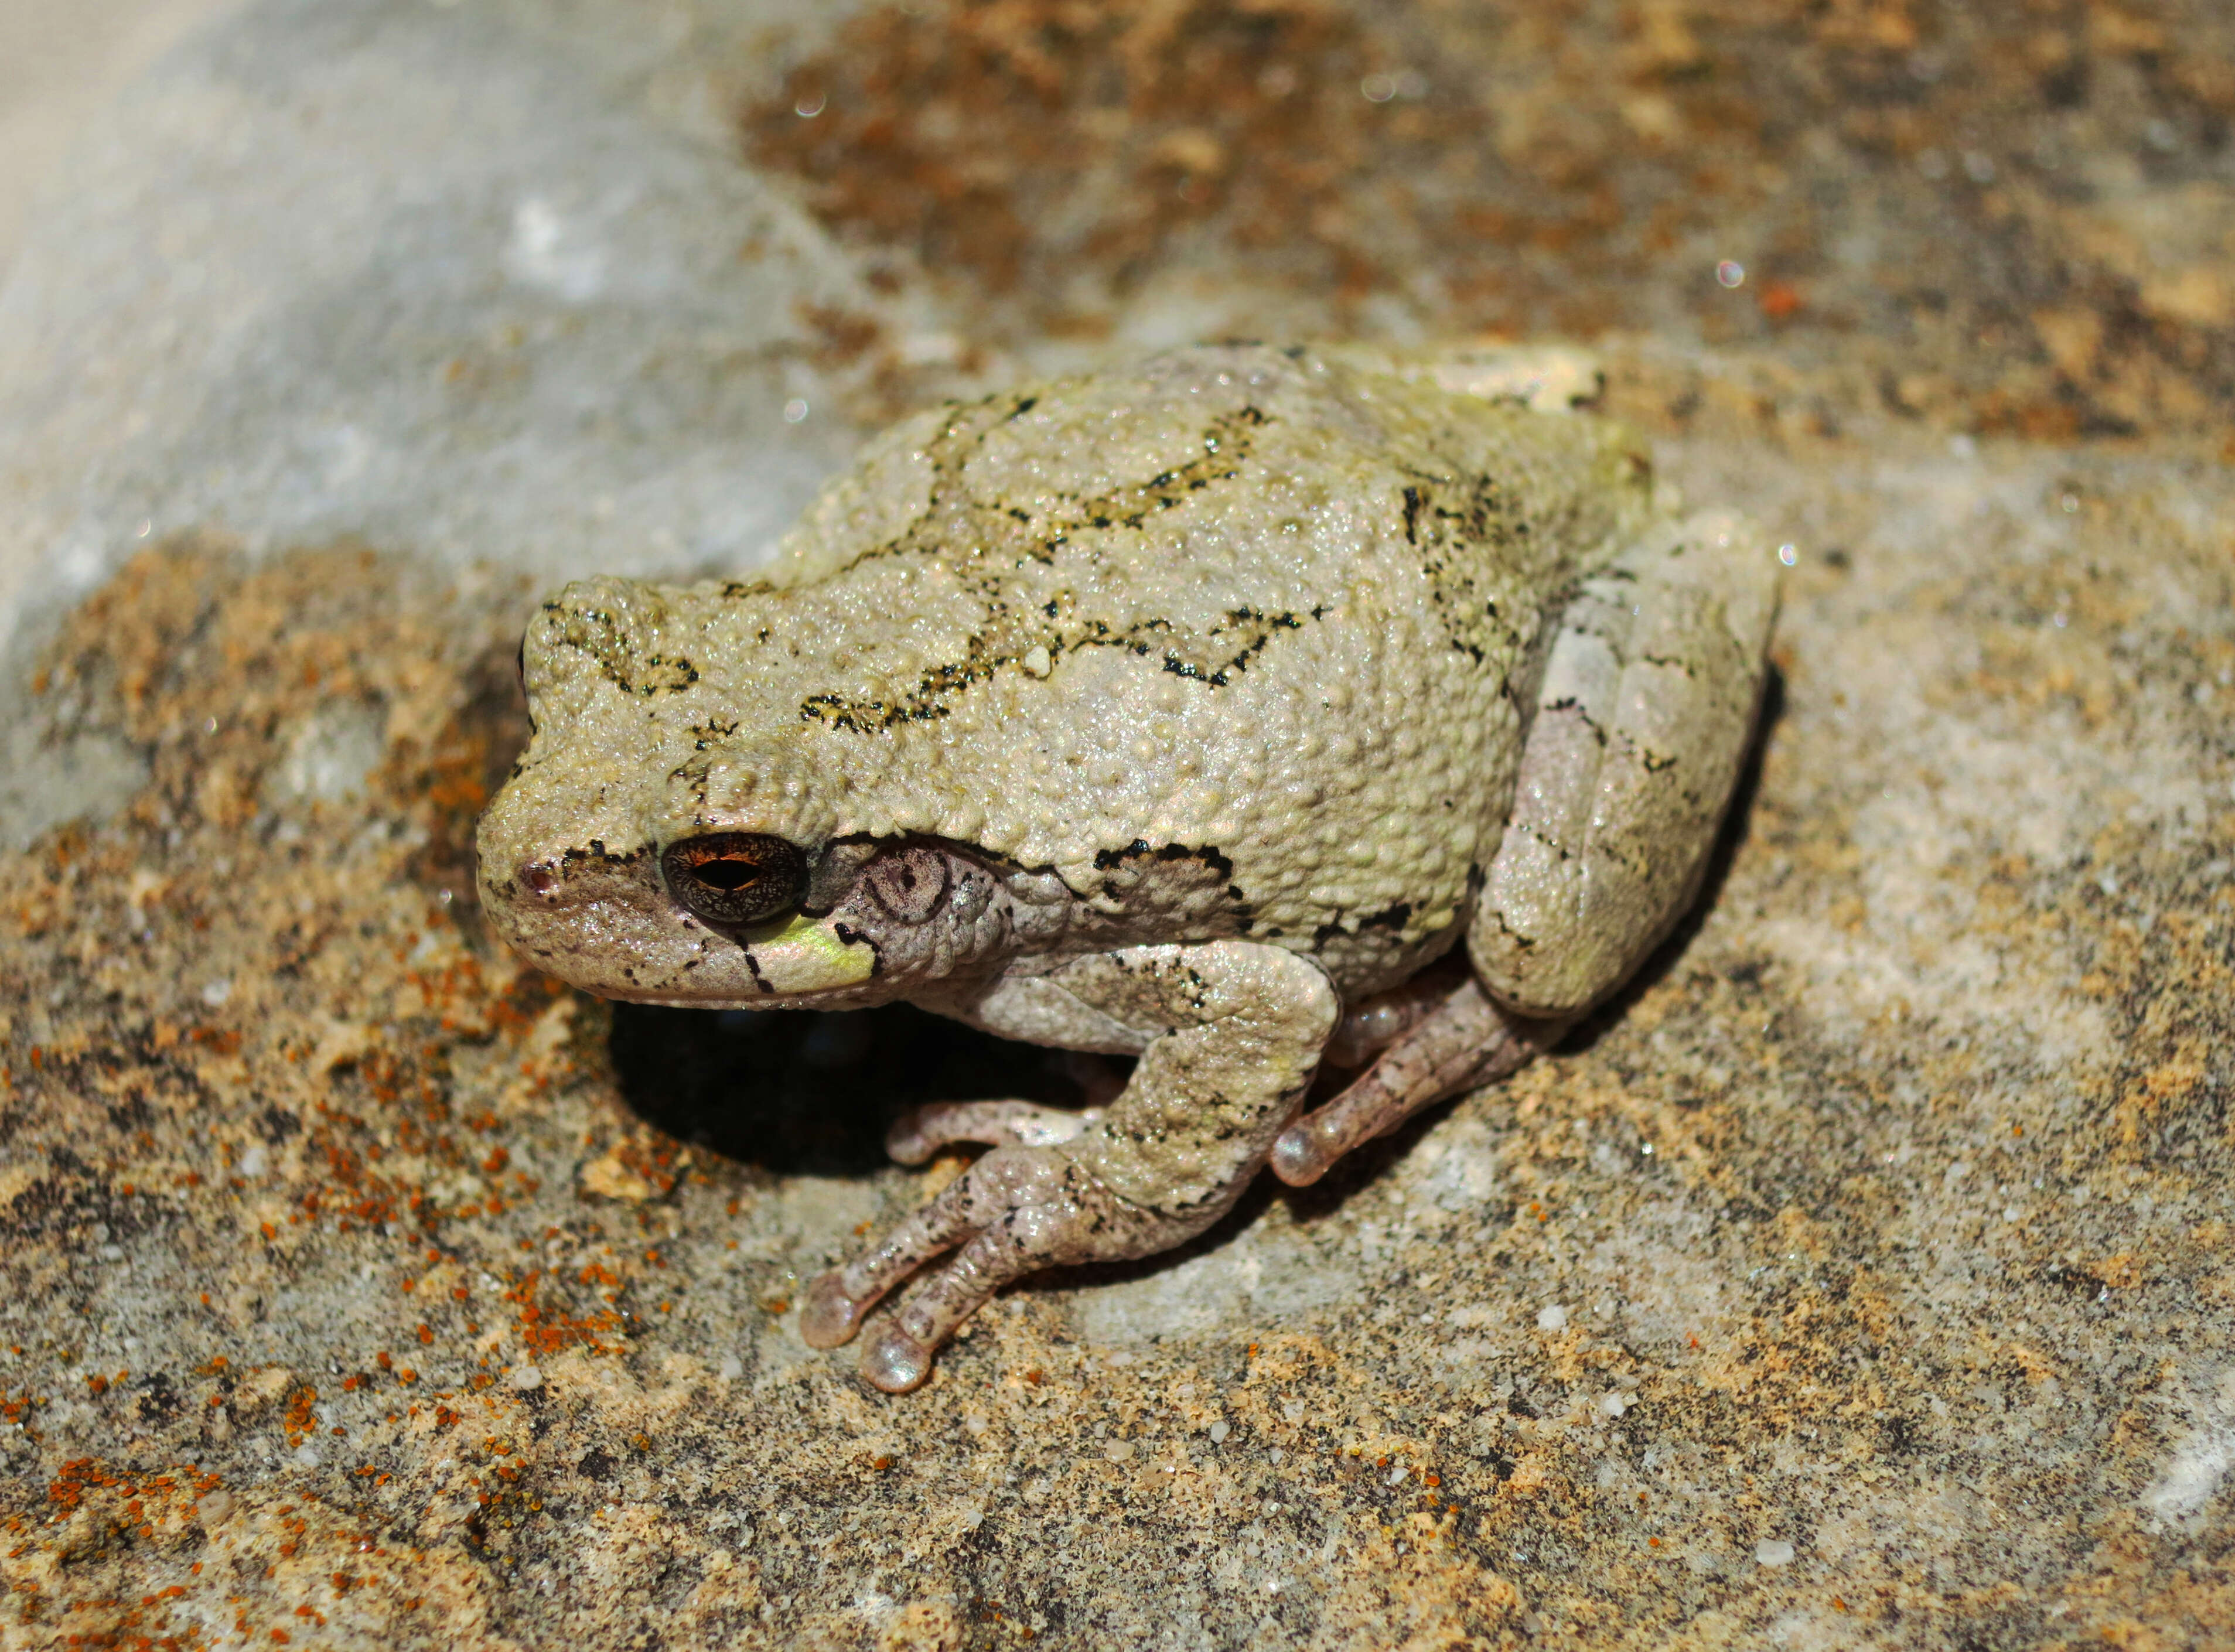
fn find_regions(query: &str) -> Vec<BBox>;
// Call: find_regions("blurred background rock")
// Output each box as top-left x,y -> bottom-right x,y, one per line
0,0 -> 240,272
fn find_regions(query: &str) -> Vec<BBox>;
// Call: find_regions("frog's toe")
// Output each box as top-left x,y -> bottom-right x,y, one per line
1268,1110 -> 1347,1187
861,1322 -> 936,1394
858,1220 -> 1053,1393
806,1142 -> 1162,1391
800,1271 -> 872,1349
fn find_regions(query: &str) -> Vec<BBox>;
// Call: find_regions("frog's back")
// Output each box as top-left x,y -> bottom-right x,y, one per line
767,343 -> 1649,605
699,344 -> 1657,989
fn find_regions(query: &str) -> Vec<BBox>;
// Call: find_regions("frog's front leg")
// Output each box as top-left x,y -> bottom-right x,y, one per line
801,940 -> 1336,1392
883,1099 -> 1104,1164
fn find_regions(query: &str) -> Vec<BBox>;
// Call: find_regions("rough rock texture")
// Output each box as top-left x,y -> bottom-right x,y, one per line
2,2 -> 2232,1650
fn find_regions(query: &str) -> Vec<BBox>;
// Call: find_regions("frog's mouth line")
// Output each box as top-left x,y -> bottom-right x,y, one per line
733,913 -> 878,994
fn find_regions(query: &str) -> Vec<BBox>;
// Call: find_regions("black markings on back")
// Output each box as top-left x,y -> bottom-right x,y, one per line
548,602 -> 698,696
1399,470 -> 1544,668
1311,898 -> 1422,951
1158,608 -> 1306,687
786,404 -> 1312,731
1093,840 -> 1236,882
1086,839 -> 1251,934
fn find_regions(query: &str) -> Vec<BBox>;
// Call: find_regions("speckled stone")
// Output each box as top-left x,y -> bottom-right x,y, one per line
3,1 -> 2233,1649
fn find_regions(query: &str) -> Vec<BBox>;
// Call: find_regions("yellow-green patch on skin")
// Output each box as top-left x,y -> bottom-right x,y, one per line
743,914 -> 876,993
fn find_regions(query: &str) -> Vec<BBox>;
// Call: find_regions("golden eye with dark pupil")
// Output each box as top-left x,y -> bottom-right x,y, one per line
661,832 -> 808,926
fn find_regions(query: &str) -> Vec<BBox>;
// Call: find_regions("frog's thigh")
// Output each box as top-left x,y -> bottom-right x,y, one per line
1470,509 -> 1779,1017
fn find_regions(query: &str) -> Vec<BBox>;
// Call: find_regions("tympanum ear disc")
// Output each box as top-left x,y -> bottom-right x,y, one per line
661,832 -> 808,926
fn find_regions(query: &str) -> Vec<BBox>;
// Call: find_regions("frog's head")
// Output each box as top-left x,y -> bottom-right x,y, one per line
475,577 -> 962,1009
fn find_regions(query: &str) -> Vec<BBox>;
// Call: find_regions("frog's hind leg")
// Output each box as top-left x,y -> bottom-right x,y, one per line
1470,508 -> 1779,1019
1272,510 -> 1777,1188
1269,979 -> 1560,1187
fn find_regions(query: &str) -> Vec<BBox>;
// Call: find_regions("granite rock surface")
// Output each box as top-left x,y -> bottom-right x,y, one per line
2,2 -> 2232,1649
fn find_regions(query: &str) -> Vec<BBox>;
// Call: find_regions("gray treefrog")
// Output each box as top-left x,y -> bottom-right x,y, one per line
476,342 -> 1778,1392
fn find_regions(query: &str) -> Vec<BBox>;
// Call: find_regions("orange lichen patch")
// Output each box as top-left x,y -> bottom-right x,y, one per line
42,1457 -> 219,1527
578,1132 -> 688,1206
0,544 -> 623,1295
7,1472 -> 504,1649
280,1388 -> 318,1447
1758,279 -> 1804,321
1,1388 -> 49,1433
504,1270 -> 624,1359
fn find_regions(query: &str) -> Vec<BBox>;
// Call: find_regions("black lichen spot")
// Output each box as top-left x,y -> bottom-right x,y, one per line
134,1372 -> 183,1425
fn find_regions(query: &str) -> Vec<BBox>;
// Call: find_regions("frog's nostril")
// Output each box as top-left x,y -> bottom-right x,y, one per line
521,863 -> 559,896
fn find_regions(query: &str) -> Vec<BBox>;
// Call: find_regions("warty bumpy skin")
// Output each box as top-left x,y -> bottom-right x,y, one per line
475,342 -> 1780,1392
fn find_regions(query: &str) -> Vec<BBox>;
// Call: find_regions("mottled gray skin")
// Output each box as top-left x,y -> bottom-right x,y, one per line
476,343 -> 1779,1391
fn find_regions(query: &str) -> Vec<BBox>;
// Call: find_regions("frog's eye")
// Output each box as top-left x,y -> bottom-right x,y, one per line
660,832 -> 808,927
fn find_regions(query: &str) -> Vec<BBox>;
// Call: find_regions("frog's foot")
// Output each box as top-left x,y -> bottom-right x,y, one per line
884,1100 -> 1102,1166
1270,980 -> 1561,1187
1322,968 -> 1465,1069
801,1142 -> 1176,1394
